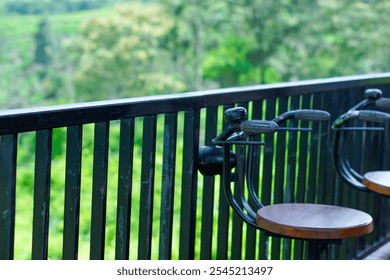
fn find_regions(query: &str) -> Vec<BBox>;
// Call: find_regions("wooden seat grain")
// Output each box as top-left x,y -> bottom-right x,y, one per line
256,203 -> 374,240
363,171 -> 390,196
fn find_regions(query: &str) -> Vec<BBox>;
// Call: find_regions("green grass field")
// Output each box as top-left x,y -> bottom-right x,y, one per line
0,6 -> 115,54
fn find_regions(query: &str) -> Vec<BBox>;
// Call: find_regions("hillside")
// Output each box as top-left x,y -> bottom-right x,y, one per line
0,6 -> 115,51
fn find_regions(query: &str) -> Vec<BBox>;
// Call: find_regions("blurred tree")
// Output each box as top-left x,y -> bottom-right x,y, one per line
32,17 -> 71,103
160,0 -> 230,90
273,0 -> 390,80
2,0 -> 390,108
4,0 -> 106,14
224,0 -> 312,84
203,35 -> 258,87
0,17 -> 76,109
68,2 -> 186,101
220,0 -> 390,84
321,0 -> 390,75
33,18 -> 52,79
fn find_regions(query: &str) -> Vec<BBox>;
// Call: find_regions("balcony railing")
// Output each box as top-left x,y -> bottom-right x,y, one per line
1,73 -> 390,260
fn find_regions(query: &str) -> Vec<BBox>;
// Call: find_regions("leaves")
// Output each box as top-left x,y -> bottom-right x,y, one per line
69,2 -> 185,101
2,0 -> 390,108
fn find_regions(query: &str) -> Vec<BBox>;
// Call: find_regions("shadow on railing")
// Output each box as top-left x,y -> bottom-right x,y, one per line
1,73 -> 390,260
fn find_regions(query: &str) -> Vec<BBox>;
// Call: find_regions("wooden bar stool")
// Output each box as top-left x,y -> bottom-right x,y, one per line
256,203 -> 372,258
333,88 -> 390,196
198,107 -> 374,259
363,171 -> 390,196
333,88 -> 390,259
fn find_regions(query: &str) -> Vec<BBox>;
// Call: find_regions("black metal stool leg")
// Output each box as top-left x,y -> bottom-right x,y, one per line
307,240 -> 323,260
307,239 -> 341,259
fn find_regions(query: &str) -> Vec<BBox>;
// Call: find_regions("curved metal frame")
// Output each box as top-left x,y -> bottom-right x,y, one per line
197,100 -> 388,259
332,89 -> 390,192
215,108 -> 331,229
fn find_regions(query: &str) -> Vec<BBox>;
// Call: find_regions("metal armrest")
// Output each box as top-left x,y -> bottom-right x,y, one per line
375,98 -> 390,109
273,109 -> 330,125
240,120 -> 279,134
333,110 -> 390,129
332,109 -> 390,192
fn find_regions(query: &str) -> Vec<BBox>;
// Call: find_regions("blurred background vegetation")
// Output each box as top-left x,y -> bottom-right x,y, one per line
1,0 -> 390,110
2,0 -> 390,260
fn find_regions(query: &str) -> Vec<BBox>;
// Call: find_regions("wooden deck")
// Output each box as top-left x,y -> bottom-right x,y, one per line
363,241 -> 390,260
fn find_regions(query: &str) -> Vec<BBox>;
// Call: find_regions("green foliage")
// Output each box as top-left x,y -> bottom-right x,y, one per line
33,18 -> 52,81
68,2 -> 186,101
3,0 -> 390,260
0,7 -> 115,109
203,35 -> 282,87
3,0 -> 390,108
4,0 -> 105,15
160,0 -> 231,90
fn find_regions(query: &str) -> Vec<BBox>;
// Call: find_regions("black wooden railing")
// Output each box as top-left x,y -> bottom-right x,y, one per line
1,73 -> 390,260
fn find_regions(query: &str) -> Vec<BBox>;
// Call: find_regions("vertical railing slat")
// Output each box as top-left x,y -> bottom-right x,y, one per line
337,88 -> 353,214
0,134 -> 18,260
316,93 -> 329,206
259,98 -> 276,260
383,98 -> 390,242
216,179 -> 230,260
291,95 -> 310,259
245,100 -> 263,260
340,89 -> 360,259
383,97 -> 390,245
159,113 -> 178,260
32,129 -> 52,260
138,115 -> 157,260
284,96 -> 299,260
342,89 -> 363,259
375,116 -> 385,243
319,92 -> 340,259
304,94 -> 322,259
200,107 -> 218,260
326,91 -> 347,260
179,109 -> 200,260
115,118 -> 134,260
271,97 -> 288,260
62,125 -> 83,260
231,102 -> 248,260
306,94 -> 320,204
322,93 -> 335,206
231,144 -> 244,260
90,122 -> 110,260
216,105 -> 232,260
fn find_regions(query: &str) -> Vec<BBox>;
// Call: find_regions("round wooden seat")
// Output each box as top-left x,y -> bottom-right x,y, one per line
256,203 -> 374,240
362,171 -> 390,196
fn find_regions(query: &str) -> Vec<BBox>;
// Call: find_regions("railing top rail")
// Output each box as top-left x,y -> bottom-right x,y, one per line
1,73 -> 390,135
